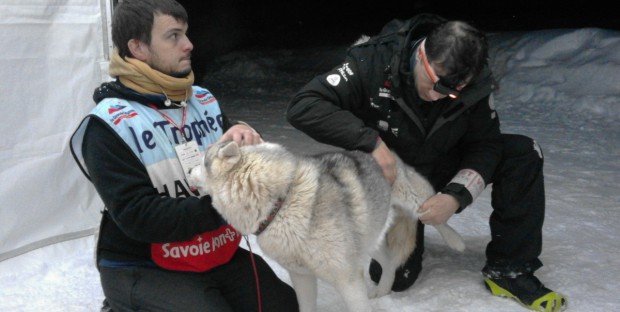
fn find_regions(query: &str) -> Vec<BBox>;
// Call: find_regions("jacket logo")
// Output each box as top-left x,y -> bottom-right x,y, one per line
196,90 -> 217,105
160,228 -> 238,259
108,104 -> 138,125
327,74 -> 341,86
377,120 -> 388,131
370,98 -> 379,109
337,63 -> 354,81
378,87 -> 393,99
108,104 -> 125,114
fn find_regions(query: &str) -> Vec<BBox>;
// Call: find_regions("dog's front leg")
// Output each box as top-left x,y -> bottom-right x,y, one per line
333,272 -> 373,312
289,271 -> 318,312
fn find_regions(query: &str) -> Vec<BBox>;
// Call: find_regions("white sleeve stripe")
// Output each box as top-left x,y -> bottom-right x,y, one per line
450,169 -> 486,200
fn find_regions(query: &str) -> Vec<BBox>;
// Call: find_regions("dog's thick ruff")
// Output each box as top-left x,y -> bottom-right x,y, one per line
189,141 -> 464,312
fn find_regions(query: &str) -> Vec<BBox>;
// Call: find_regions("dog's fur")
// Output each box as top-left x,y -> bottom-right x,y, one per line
189,141 -> 464,312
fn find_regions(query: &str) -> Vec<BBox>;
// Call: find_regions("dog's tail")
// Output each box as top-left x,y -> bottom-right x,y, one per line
434,223 -> 466,252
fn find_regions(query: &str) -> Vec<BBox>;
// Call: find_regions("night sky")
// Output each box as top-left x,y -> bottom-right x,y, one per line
177,0 -> 617,77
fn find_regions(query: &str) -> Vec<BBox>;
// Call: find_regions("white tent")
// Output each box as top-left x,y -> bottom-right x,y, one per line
0,0 -> 114,261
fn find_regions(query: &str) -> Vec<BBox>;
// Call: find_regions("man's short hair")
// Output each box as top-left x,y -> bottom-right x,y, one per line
425,21 -> 488,87
112,0 -> 188,58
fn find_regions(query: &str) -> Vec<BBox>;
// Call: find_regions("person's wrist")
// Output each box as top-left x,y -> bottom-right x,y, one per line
440,183 -> 473,213
374,136 -> 383,150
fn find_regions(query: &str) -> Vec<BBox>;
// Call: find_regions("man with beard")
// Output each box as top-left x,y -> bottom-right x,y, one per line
70,1 -> 298,311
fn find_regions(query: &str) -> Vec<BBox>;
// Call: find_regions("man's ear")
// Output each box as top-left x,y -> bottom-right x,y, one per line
127,39 -> 148,61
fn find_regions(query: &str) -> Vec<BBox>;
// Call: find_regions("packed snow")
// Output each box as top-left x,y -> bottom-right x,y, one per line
1,27 -> 619,311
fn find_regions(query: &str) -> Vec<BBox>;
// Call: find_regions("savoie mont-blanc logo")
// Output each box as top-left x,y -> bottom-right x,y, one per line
107,104 -> 138,125
108,104 -> 126,114
195,90 -> 216,105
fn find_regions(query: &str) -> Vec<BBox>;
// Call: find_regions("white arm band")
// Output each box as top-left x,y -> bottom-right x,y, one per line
450,169 -> 486,200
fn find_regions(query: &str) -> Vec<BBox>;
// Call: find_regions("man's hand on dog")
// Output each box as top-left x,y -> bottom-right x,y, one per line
372,139 -> 397,185
218,124 -> 263,146
418,194 -> 459,225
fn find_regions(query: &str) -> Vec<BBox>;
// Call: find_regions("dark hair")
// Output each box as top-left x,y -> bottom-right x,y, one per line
425,21 -> 488,87
112,0 -> 188,58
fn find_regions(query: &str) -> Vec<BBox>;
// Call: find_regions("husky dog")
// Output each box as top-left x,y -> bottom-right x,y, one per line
189,141 -> 464,312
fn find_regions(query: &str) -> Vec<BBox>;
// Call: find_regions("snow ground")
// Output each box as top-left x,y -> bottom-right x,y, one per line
1,27 -> 619,311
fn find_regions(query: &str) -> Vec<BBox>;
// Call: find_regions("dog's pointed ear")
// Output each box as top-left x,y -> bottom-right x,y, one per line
218,141 -> 241,163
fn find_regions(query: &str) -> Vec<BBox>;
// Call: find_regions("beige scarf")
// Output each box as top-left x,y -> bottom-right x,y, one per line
109,50 -> 194,102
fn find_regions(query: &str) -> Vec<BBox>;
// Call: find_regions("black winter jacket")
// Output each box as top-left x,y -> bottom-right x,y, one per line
78,81 -> 234,265
287,14 -> 502,199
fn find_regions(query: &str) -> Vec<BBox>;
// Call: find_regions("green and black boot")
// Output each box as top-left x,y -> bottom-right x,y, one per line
484,273 -> 566,312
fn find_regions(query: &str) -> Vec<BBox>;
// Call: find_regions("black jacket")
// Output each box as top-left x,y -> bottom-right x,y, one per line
287,14 -> 502,198
81,80 -> 234,264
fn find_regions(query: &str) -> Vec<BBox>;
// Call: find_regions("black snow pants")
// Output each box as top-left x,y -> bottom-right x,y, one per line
98,248 -> 299,312
370,133 -> 546,290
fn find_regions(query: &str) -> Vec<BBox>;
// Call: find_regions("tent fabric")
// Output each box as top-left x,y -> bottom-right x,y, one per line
0,0 -> 112,261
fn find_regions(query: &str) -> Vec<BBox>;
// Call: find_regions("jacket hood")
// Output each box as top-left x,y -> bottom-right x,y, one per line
93,80 -> 169,108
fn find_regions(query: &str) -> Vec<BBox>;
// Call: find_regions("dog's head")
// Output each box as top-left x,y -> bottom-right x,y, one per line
188,140 -> 292,195
188,140 -> 296,234
188,140 -> 241,195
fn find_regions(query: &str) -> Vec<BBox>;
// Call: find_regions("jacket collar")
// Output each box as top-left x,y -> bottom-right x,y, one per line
93,80 -> 172,109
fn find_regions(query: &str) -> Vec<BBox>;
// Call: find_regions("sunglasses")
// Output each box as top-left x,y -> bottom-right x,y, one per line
419,39 -> 460,99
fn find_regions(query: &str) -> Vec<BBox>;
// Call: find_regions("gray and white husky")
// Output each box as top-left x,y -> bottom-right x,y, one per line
189,141 -> 464,312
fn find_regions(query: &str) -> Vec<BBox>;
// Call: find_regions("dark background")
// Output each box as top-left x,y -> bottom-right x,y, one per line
175,0 -> 617,78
